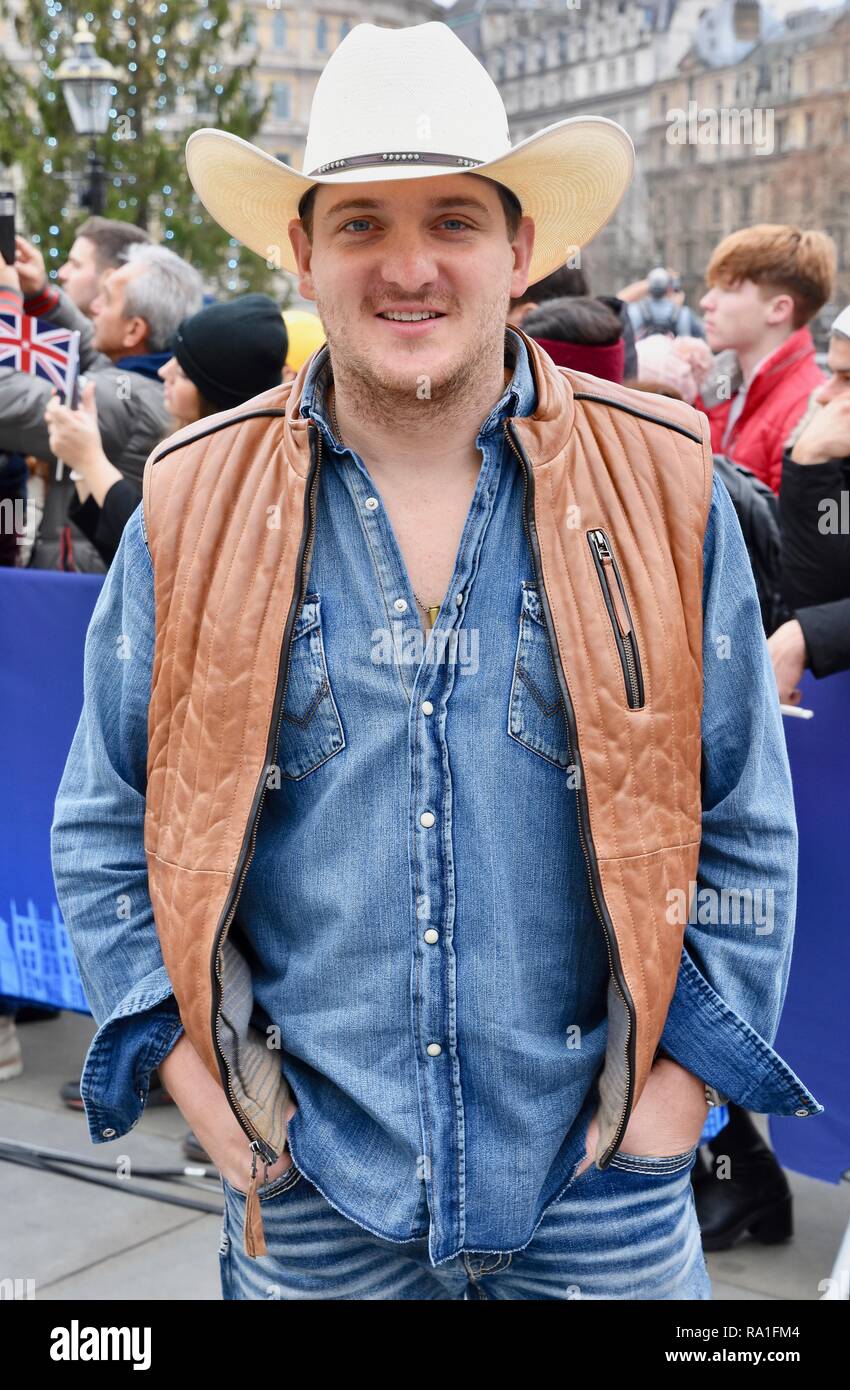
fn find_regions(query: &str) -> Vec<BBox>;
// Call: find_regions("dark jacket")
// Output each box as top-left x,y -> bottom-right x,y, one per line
779,446 -> 850,678
712,453 -> 788,636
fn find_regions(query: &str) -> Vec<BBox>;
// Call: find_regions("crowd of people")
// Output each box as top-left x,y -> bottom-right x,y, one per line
0,217 -> 326,568
1,207 -> 847,1259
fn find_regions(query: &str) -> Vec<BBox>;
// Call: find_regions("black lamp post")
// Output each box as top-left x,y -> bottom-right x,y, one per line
55,20 -> 123,215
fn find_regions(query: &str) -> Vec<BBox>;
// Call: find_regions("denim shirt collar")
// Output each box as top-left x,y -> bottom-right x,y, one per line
298,327 -> 537,451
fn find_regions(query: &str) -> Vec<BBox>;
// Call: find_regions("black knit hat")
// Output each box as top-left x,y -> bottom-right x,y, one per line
169,293 -> 288,410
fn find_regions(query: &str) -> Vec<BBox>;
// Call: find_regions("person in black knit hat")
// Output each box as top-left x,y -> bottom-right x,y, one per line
44,293 -> 288,568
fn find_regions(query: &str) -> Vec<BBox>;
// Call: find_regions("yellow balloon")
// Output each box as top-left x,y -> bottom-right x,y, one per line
282,309 -> 326,371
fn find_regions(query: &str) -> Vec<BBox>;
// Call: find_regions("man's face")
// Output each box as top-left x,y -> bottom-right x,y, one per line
57,236 -> 100,314
699,277 -> 792,354
288,173 -> 534,401
89,262 -> 148,358
814,334 -> 850,404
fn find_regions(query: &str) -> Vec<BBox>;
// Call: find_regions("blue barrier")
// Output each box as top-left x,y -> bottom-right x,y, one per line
0,568 -> 847,1181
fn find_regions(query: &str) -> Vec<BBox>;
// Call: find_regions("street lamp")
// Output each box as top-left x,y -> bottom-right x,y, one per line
54,19 -> 123,215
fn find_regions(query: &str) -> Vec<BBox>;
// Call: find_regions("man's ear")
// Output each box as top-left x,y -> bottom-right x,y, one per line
124,315 -> 149,352
288,219 -> 317,302
766,291 -> 796,328
508,215 -> 536,304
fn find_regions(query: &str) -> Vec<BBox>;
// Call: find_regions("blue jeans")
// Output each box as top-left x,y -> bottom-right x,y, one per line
218,1147 -> 712,1300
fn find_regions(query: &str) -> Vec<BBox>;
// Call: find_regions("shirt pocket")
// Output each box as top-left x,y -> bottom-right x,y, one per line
507,580 -> 572,770
275,592 -> 345,781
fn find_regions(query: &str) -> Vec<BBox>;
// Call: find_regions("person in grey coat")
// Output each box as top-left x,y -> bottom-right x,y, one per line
0,237 -> 204,570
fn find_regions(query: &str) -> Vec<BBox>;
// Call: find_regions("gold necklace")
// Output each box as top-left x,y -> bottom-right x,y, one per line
330,385 -> 442,629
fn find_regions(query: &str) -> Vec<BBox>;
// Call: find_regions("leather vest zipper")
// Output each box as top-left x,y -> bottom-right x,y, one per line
504,420 -> 635,1166
209,424 -> 324,1173
587,528 -> 645,709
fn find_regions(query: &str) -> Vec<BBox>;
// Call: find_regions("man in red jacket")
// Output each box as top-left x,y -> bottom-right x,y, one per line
698,225 -> 836,493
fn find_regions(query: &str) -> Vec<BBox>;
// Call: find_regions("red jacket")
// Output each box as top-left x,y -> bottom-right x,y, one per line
701,326 -> 825,493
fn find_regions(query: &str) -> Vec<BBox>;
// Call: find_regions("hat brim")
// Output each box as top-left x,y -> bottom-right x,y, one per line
185,117 -> 634,285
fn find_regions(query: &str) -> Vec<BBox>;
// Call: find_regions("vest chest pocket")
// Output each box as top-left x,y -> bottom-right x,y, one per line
507,581 -> 572,770
275,592 -> 345,781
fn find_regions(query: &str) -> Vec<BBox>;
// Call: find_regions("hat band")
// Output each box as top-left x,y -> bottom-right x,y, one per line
307,150 -> 486,176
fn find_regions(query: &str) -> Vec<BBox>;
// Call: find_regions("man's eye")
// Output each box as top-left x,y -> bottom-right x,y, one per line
439,218 -> 470,231
343,219 -> 373,232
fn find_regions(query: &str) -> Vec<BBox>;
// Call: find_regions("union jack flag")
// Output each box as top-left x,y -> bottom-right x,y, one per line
0,308 -> 76,396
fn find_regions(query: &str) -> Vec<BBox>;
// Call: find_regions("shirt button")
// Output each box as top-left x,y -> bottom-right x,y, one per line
455,592 -> 463,606
795,1108 -> 810,1117
101,1127 -> 116,1138
424,928 -> 439,944
394,597 -> 408,613
421,700 -> 434,716
364,497 -> 379,510
426,1043 -> 442,1057
420,810 -> 436,827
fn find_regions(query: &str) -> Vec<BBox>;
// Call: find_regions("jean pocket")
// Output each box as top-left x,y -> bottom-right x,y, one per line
275,592 -> 346,781
507,581 -> 572,770
222,1160 -> 304,1203
607,1145 -> 698,1176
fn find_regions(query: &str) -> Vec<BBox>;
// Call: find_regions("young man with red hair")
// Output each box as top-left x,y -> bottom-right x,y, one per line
699,225 -> 836,494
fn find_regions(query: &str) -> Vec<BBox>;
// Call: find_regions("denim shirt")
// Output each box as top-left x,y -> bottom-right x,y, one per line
51,329 -> 822,1268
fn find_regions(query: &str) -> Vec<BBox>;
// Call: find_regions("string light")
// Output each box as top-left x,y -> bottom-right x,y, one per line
24,0 -> 272,296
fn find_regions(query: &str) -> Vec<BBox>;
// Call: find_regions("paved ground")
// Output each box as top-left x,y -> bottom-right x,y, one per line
1,1008 -> 847,1300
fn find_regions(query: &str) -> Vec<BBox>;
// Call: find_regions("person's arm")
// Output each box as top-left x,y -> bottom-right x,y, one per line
14,235 -> 106,372
0,286 -> 63,461
0,322 -> 148,478
662,472 -> 798,1051
50,504 -> 184,1143
780,449 -> 850,610
794,598 -> 850,679
67,477 -> 143,567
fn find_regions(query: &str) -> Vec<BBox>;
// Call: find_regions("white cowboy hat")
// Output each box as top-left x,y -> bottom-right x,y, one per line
185,21 -> 635,285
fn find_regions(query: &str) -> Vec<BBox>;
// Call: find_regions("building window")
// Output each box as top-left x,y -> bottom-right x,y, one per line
273,12 -> 286,49
340,20 -> 350,42
740,186 -> 752,221
273,81 -> 291,120
625,53 -> 635,82
587,65 -> 596,94
805,111 -> 815,145
606,59 -> 617,85
316,16 -> 328,52
276,151 -> 291,165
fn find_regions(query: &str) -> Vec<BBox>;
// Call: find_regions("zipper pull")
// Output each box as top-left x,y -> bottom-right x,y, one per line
591,529 -> 612,562
591,531 -> 633,639
243,1140 -> 269,1259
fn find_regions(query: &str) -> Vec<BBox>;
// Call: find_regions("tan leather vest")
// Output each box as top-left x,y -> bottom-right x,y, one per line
142,328 -> 713,1255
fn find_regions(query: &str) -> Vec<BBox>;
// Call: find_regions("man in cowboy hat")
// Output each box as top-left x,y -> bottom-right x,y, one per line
52,22 -> 818,1300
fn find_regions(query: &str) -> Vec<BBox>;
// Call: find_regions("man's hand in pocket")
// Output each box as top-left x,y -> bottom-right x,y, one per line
158,1033 -> 298,1190
573,1056 -> 708,1178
